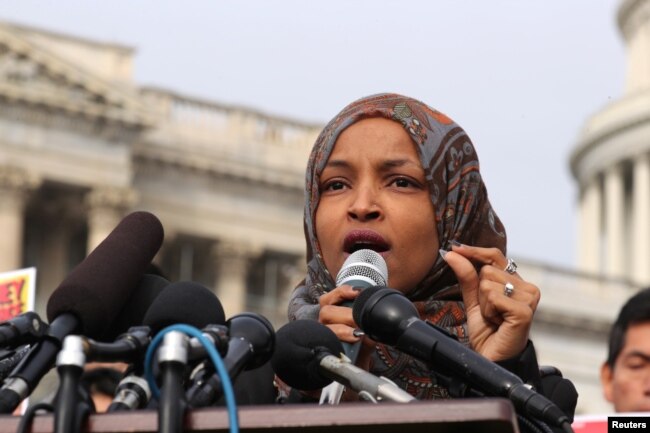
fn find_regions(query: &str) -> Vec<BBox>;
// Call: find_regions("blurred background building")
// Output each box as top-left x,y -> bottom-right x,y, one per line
0,0 -> 647,414
0,20 -> 321,325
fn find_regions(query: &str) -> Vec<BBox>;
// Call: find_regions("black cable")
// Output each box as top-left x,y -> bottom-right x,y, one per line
55,365 -> 83,433
561,421 -> 575,433
159,362 -> 186,433
430,369 -> 573,433
73,399 -> 92,433
517,414 -> 547,433
16,402 -> 54,433
0,346 -> 31,380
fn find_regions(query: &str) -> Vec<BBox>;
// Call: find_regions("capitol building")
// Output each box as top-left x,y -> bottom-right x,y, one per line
0,0 -> 647,414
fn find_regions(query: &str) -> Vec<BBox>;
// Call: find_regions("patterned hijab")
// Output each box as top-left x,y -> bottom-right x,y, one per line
288,93 -> 506,398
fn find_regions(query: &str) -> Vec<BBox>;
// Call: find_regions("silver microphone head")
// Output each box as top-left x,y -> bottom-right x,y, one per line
336,249 -> 388,287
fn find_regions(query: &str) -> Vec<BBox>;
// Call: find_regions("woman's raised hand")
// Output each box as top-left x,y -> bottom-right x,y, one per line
318,285 -> 363,343
441,243 -> 540,361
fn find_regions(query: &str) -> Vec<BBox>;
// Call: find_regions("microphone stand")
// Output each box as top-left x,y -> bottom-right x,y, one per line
186,337 -> 248,408
428,368 -> 557,433
107,371 -> 151,412
157,331 -> 189,433
54,336 -> 86,433
0,313 -> 79,413
319,300 -> 359,405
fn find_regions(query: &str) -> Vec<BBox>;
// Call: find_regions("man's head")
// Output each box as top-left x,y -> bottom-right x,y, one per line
601,288 -> 650,412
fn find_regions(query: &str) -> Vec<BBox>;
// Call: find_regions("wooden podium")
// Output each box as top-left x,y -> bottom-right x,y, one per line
0,399 -> 519,433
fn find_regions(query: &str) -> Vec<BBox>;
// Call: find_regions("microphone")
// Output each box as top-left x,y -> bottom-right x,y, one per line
142,282 -> 229,433
0,312 -> 48,349
352,287 -> 571,429
0,211 -> 164,413
46,211 -> 164,338
51,274 -> 170,369
98,273 -> 170,342
337,249 -> 388,290
77,274 -> 171,364
272,320 -> 414,403
142,281 -> 225,334
334,249 -> 387,362
108,281 -> 226,412
142,280 -> 228,364
321,249 -> 387,404
186,312 -> 275,408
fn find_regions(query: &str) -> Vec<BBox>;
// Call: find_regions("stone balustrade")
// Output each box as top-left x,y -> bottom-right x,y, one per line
139,87 -> 322,183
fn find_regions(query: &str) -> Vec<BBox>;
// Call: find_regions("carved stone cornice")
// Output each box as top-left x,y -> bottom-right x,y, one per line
133,152 -> 304,192
85,186 -> 138,212
212,240 -> 263,270
0,24 -> 153,130
0,166 -> 40,212
0,165 -> 40,191
0,103 -> 143,143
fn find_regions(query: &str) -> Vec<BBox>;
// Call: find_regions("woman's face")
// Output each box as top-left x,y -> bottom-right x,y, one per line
315,117 -> 439,293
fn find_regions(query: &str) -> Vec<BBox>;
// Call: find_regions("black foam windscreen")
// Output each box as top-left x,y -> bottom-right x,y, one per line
352,286 -> 383,326
271,320 -> 343,390
142,281 -> 225,333
98,273 -> 170,341
46,211 -> 164,338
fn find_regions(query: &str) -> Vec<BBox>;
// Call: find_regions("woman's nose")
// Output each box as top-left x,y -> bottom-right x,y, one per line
347,187 -> 381,222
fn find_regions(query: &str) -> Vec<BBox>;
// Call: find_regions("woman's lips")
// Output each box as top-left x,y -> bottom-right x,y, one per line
343,229 -> 390,255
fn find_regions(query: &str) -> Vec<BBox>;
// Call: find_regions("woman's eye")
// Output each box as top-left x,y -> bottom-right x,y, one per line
324,181 -> 346,191
392,178 -> 415,188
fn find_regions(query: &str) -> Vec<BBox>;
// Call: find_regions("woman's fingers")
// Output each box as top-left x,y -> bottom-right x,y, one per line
324,323 -> 360,344
319,284 -> 361,307
478,266 -> 541,311
442,244 -> 540,361
478,279 -> 538,324
450,243 -> 520,279
318,285 -> 362,343
439,249 -> 480,311
449,243 -> 540,312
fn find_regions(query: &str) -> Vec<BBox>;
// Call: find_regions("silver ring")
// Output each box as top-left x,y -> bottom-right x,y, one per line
504,282 -> 514,297
504,258 -> 518,274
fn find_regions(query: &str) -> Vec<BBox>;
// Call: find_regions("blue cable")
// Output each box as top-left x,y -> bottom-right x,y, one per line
144,324 -> 239,433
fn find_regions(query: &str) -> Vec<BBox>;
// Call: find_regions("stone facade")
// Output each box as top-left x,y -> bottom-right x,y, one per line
0,1 -> 643,413
0,20 -> 319,325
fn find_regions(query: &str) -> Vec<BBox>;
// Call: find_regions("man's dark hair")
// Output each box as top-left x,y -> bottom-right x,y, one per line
606,288 -> 650,368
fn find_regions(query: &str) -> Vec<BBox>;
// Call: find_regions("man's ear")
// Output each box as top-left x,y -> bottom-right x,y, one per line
600,362 -> 614,403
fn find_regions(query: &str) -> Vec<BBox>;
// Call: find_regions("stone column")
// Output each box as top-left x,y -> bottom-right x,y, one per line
578,177 -> 602,274
212,240 -> 261,318
280,255 -> 305,302
632,154 -> 650,285
604,164 -> 626,278
85,187 -> 137,253
35,220 -> 72,316
0,166 -> 39,272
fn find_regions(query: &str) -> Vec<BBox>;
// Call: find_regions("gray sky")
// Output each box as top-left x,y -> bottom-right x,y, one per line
0,1 -> 625,268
